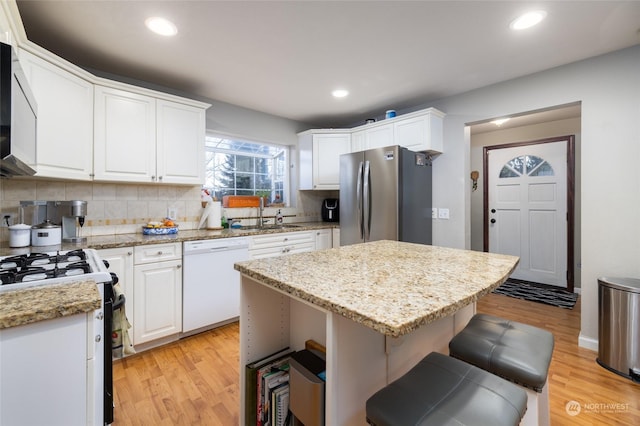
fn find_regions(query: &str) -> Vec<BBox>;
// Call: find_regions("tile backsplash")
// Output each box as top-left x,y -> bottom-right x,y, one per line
0,178 -> 334,242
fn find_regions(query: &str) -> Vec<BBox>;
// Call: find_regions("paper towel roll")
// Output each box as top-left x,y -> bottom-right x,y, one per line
207,201 -> 222,229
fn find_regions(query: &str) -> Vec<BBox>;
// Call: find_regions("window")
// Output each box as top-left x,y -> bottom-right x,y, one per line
205,136 -> 289,204
499,155 -> 554,179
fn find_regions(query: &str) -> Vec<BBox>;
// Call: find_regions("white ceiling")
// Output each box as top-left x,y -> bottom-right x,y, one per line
15,1 -> 640,128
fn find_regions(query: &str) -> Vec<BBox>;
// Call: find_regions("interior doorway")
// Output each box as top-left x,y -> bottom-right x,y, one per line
468,103 -> 581,292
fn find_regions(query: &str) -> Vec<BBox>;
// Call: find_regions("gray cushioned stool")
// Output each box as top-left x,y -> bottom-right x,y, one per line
449,313 -> 555,426
365,352 -> 527,426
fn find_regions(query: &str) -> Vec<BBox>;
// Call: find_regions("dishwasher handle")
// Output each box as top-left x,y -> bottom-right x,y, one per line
184,239 -> 250,255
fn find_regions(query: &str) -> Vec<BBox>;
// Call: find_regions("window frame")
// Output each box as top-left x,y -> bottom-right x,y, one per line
204,134 -> 290,205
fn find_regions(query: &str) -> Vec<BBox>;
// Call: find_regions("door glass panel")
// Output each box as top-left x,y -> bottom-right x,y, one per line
500,166 -> 520,178
525,155 -> 544,173
500,155 -> 554,178
507,157 -> 524,174
529,161 -> 554,176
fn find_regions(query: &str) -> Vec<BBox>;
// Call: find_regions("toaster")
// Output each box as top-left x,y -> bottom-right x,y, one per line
321,198 -> 339,222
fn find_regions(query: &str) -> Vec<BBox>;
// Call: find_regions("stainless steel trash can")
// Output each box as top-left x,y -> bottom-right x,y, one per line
597,277 -> 640,381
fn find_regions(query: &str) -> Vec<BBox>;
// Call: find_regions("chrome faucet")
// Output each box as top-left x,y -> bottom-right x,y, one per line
257,197 -> 269,228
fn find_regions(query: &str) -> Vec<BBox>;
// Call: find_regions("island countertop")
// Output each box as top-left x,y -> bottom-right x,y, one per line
234,240 -> 519,337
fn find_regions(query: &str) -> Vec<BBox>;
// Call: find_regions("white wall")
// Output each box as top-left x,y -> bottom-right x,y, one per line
469,117 -> 582,287
414,45 -> 639,349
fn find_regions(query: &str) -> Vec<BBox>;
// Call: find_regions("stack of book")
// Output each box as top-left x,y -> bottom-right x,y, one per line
245,347 -> 293,426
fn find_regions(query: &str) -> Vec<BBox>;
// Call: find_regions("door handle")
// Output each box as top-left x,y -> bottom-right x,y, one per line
491,218 -> 496,224
363,160 -> 371,241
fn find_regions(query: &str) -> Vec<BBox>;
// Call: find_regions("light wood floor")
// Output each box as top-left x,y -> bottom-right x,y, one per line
113,293 -> 640,425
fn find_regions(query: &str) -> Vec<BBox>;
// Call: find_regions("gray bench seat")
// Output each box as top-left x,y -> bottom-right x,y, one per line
449,313 -> 554,392
365,351 -> 527,426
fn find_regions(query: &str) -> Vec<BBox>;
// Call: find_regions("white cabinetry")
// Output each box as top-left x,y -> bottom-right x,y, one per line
332,228 -> 341,248
298,131 -> 351,190
365,123 -> 394,149
19,48 -> 94,180
133,243 -> 183,344
0,313 -> 93,425
94,85 -> 207,184
249,231 -> 316,259
93,86 -> 156,183
98,246 -> 134,341
156,99 -> 206,184
314,229 -> 332,250
351,130 -> 366,153
393,109 -> 444,153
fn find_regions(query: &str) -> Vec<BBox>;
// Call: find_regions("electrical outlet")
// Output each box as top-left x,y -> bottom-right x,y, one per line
167,208 -> 178,220
432,207 -> 438,219
438,208 -> 450,220
1,213 -> 15,227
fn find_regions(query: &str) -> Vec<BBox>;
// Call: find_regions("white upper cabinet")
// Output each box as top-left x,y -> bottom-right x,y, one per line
94,86 -> 207,184
349,107 -> 445,154
298,131 -> 351,190
365,123 -> 394,150
351,130 -> 365,153
19,49 -> 94,180
94,86 -> 156,183
393,109 -> 444,153
156,100 -> 206,185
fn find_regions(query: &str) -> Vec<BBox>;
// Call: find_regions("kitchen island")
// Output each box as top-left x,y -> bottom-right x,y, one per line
234,240 -> 519,425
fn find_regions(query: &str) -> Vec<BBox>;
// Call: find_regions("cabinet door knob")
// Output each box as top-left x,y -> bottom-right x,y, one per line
177,264 -> 182,269
157,251 -> 163,255
96,312 -> 104,320
95,335 -> 102,343
158,176 -> 163,181
151,175 -> 156,181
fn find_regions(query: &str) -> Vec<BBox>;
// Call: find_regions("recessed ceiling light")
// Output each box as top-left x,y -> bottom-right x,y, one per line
145,17 -> 178,36
510,10 -> 547,30
491,118 -> 510,126
332,89 -> 349,98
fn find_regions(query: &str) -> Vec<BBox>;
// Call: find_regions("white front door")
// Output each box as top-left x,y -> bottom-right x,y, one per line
488,140 -> 568,287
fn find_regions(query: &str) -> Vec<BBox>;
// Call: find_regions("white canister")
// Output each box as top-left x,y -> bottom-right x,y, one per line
8,223 -> 31,247
31,220 -> 62,246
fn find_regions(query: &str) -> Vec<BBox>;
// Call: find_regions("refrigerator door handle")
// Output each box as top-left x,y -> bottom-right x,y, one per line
357,161 -> 364,240
363,160 -> 371,241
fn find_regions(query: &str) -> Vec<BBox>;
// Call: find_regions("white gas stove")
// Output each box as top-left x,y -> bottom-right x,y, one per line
0,248 -> 112,292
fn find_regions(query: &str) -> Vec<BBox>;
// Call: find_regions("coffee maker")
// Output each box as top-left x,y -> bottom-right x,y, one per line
47,200 -> 87,243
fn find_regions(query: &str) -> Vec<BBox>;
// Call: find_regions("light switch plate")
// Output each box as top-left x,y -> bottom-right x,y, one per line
167,208 -> 178,220
432,207 -> 438,219
438,208 -> 450,219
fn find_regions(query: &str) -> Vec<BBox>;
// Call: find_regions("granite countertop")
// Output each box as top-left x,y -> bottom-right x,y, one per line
0,280 -> 102,329
0,222 -> 337,255
234,240 -> 519,337
0,222 -> 337,329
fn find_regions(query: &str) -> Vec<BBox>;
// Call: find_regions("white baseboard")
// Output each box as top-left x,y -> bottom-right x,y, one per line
578,332 -> 598,351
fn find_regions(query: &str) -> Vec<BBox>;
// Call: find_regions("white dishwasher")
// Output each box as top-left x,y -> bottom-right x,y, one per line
182,237 -> 250,334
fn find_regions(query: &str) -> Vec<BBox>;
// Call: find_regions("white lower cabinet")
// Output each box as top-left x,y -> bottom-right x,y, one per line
133,243 -> 183,345
332,228 -> 341,248
0,313 -> 92,425
97,246 -> 134,342
314,229 -> 332,250
250,230 -> 316,259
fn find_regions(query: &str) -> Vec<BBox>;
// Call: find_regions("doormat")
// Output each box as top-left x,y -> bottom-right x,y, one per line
493,278 -> 578,309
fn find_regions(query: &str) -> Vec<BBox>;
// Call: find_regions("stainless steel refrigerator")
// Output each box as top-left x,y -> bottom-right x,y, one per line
339,145 -> 432,246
